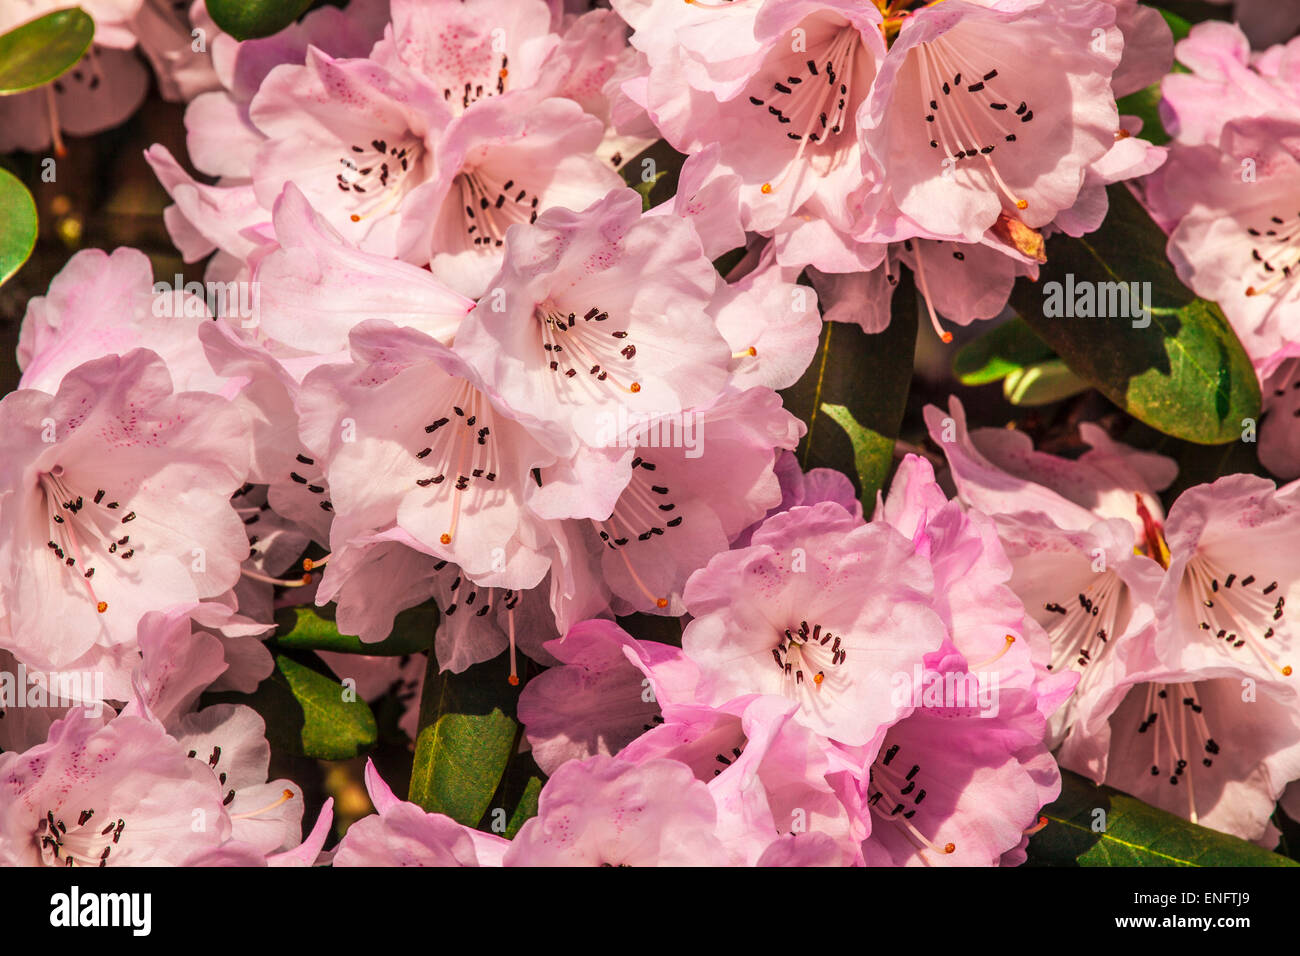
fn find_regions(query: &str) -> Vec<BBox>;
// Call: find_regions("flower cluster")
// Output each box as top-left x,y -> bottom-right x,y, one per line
2,0 -> 1299,868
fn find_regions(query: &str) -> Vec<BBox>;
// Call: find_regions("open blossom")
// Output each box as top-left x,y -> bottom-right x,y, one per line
681,500 -> 946,747
0,708 -> 232,866
1153,475 -> 1300,690
416,93 -> 625,297
613,0 -> 888,271
855,455 -> 1066,865
1145,118 -> 1300,375
0,351 -> 249,697
454,188 -> 733,448
504,755 -> 733,865
857,0 -> 1123,243
620,693 -> 862,865
247,46 -> 452,258
297,321 -> 569,590
537,387 -> 801,621
1064,649 -> 1300,842
922,398 -> 1166,747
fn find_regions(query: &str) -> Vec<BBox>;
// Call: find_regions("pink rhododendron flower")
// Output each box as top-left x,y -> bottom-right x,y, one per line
334,759 -> 508,866
297,322 -> 567,590
519,618 -> 699,774
454,188 -> 733,447
613,0 -> 888,271
504,755 -> 732,865
0,351 -> 250,696
681,500 -> 946,746
857,0 -> 1122,242
0,708 -> 231,866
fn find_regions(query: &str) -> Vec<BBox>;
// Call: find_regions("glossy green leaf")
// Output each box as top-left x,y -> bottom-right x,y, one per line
409,654 -> 519,827
780,272 -> 917,515
1026,770 -> 1298,866
205,0 -> 314,41
273,603 -> 435,656
0,167 -> 37,287
1010,184 -> 1260,445
1003,358 -> 1091,406
821,403 -> 894,512
0,8 -> 94,96
952,316 -> 1056,385
211,654 -> 377,760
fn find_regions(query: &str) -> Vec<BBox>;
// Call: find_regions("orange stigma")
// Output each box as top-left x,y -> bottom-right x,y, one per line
629,382 -> 641,393
655,597 -> 668,609
439,533 -> 452,545
96,601 -> 107,613
760,183 -> 772,194
350,214 -> 361,222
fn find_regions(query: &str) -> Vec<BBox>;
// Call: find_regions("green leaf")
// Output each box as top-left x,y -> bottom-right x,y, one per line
1158,7 -> 1194,42
1010,184 -> 1260,444
1027,770 -> 1298,866
952,316 -> 1056,386
619,139 -> 684,212
0,7 -> 94,96
210,654 -> 377,760
0,167 -> 37,287
780,271 -> 917,515
821,404 -> 894,512
273,603 -> 435,656
205,0 -> 314,41
1003,358 -> 1091,406
409,653 -> 519,827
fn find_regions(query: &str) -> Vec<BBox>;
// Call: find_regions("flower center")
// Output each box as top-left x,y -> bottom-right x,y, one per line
536,301 -> 642,398
39,468 -> 141,615
1042,569 -> 1125,695
456,168 -> 540,250
750,21 -> 869,194
592,455 -> 681,610
912,39 -> 1030,213
1134,681 -> 1219,824
435,559 -> 524,684
772,620 -> 847,690
412,384 -> 500,547
1245,211 -> 1300,298
37,808 -> 124,867
438,53 -> 510,115
1184,555 -> 1292,678
338,136 -> 424,223
867,741 -> 957,859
